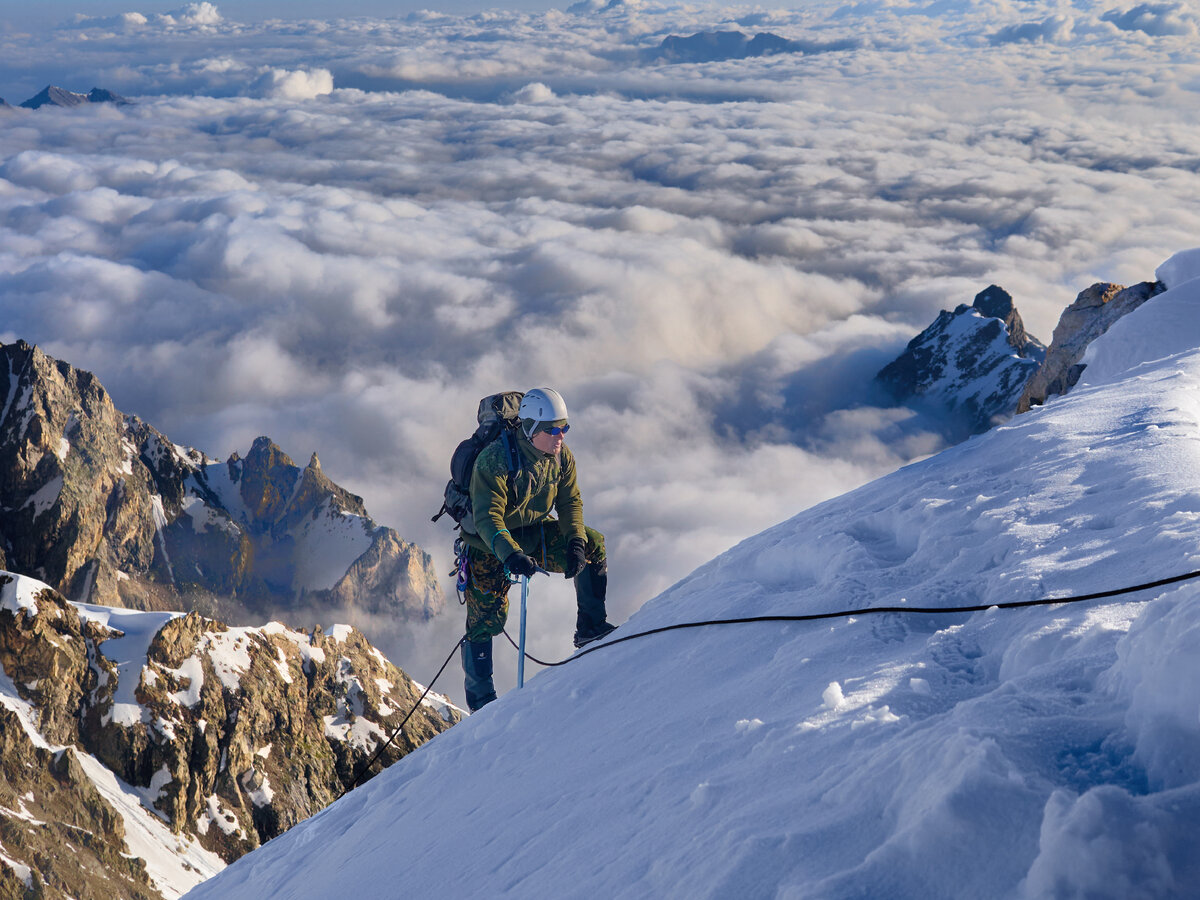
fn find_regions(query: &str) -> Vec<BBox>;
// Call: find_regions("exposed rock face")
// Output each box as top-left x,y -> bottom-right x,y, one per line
875,285 -> 1046,436
1016,281 -> 1164,413
0,570 -> 461,898
0,340 -> 444,628
19,85 -> 130,109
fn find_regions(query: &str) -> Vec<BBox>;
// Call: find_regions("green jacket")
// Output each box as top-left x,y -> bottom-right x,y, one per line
467,432 -> 586,561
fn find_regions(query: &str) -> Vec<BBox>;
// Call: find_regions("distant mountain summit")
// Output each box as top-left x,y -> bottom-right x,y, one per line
20,84 -> 130,109
0,339 -> 442,627
645,30 -> 858,63
876,285 -> 1046,436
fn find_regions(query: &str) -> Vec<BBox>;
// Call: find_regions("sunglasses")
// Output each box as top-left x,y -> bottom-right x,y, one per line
540,423 -> 570,436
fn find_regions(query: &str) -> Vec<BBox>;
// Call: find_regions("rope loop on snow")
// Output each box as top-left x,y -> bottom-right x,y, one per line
341,566 -> 1200,796
504,566 -> 1200,668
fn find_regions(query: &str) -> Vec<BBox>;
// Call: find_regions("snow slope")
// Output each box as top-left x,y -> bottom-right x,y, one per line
186,250 -> 1200,898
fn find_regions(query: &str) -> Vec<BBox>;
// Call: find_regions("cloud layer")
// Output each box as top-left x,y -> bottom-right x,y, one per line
2,0 -> 1199,698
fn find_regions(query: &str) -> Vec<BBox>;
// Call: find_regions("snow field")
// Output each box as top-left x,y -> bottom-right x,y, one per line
187,251 -> 1200,898
76,603 -> 181,726
0,571 -> 44,619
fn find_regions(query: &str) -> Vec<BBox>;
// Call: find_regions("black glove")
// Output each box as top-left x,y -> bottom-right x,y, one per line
563,537 -> 587,579
505,551 -> 538,578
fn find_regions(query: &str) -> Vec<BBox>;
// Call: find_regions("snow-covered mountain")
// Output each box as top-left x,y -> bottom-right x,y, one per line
18,85 -> 129,109
187,248 -> 1200,898
0,571 -> 460,898
876,284 -> 1045,437
0,340 -> 443,628
645,31 -> 856,64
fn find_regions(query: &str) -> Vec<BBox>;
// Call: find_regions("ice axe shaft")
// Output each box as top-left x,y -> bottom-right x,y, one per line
517,566 -> 550,690
518,575 -> 528,688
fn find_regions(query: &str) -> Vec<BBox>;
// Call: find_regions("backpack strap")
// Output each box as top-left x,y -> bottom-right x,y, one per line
499,429 -> 523,498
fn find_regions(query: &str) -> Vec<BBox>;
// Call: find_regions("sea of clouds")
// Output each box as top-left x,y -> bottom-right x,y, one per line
2,0 -> 1199,697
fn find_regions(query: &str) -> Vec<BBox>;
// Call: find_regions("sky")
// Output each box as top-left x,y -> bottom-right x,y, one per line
2,0 -> 1199,698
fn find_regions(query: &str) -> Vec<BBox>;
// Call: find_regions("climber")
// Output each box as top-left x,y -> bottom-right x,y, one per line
458,388 -> 613,712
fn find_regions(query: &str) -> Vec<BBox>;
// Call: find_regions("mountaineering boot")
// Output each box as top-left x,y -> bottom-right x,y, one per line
461,639 -> 497,712
573,560 -> 616,648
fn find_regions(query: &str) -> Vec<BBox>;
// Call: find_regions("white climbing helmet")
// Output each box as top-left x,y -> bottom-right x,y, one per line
519,387 -> 569,436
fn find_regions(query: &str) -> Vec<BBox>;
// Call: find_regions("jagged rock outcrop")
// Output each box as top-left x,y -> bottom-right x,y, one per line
1016,280 -> 1165,413
0,340 -> 444,627
19,85 -> 130,109
875,285 -> 1045,436
0,570 -> 461,898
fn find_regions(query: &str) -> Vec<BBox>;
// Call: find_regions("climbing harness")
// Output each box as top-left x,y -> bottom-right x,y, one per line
453,536 -> 470,605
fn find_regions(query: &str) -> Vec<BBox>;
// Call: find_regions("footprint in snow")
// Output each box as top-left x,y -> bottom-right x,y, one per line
871,612 -> 909,644
927,631 -> 987,684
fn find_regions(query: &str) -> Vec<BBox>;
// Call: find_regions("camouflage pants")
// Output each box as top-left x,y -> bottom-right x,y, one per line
464,520 -> 606,642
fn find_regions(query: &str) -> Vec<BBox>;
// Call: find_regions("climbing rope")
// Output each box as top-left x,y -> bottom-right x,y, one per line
341,565 -> 1200,796
338,636 -> 464,798
504,566 -> 1200,668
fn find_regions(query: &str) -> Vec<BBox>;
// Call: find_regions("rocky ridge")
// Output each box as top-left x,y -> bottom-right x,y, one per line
1016,280 -> 1164,413
875,285 -> 1046,436
0,570 -> 460,898
0,339 -> 443,629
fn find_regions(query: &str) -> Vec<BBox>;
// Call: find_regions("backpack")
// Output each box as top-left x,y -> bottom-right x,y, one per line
432,391 -> 525,535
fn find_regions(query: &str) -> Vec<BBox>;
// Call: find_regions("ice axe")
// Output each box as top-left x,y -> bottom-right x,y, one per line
518,566 -> 551,689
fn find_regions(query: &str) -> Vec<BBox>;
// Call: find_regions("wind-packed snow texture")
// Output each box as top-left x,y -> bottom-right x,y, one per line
186,251 -> 1200,898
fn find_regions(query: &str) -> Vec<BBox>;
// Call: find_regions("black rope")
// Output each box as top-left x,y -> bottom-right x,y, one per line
504,566 -> 1200,669
338,636 -> 464,798
340,565 -> 1200,796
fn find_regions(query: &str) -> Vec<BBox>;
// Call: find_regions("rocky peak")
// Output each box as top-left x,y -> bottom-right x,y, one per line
239,436 -> 300,529
875,286 -> 1046,437
21,85 -> 88,109
971,285 -> 1039,357
1016,280 -> 1164,413
0,339 -> 444,631
87,87 -> 129,104
0,339 -> 153,600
